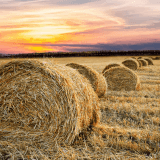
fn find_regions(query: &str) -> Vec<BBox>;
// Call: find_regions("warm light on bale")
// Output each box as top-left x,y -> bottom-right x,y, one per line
144,57 -> 154,65
138,59 -> 148,66
66,63 -> 107,97
103,66 -> 141,91
102,63 -> 120,74
122,58 -> 139,70
0,60 -> 101,145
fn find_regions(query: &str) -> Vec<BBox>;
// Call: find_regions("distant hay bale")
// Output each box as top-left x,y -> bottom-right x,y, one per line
102,63 -> 120,74
66,63 -> 107,97
0,60 -> 101,145
138,59 -> 148,66
137,59 -> 142,68
131,57 -> 137,59
122,58 -> 139,70
144,57 -> 154,65
103,66 -> 141,91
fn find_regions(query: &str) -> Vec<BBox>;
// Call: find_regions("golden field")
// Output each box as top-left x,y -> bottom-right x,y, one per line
0,56 -> 160,160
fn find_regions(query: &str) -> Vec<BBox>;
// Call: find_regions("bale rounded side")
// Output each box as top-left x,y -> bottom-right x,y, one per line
66,63 -> 107,97
102,63 -> 120,74
103,66 -> 141,91
0,60 -> 101,145
122,58 -> 139,70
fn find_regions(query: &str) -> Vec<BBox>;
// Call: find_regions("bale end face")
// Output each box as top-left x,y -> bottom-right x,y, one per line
137,59 -> 142,68
122,59 -> 139,70
138,59 -> 148,66
103,66 -> 141,91
144,57 -> 154,65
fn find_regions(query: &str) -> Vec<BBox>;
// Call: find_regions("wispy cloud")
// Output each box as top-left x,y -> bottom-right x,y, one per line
1,0 -> 160,54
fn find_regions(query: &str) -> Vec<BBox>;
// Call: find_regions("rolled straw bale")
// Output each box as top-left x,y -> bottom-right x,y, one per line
0,60 -> 101,145
144,57 -> 154,65
66,63 -> 107,97
122,58 -> 139,70
102,63 -> 120,74
138,59 -> 148,66
137,59 -> 142,68
103,66 -> 141,91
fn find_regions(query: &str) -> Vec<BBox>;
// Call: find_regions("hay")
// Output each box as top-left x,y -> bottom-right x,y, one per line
137,59 -> 142,68
138,59 -> 148,66
66,63 -> 107,97
103,66 -> 141,91
122,58 -> 139,70
102,63 -> 120,74
131,57 -> 137,59
144,57 -> 154,65
0,60 -> 101,146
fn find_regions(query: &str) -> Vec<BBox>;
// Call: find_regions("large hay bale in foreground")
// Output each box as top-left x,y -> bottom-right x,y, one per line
66,63 -> 107,97
0,60 -> 100,145
103,66 -> 141,91
138,59 -> 148,66
122,58 -> 139,70
102,63 -> 120,74
144,57 -> 154,65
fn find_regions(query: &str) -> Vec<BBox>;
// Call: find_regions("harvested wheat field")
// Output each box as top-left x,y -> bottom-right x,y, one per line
0,56 -> 160,160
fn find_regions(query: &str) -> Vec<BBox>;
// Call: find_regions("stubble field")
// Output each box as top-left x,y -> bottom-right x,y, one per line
0,56 -> 160,160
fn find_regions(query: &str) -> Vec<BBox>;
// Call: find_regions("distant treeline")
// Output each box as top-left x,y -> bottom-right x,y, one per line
0,50 -> 160,58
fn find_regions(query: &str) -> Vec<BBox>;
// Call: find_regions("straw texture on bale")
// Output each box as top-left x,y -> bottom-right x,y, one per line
103,66 -> 141,91
0,60 -> 100,145
144,57 -> 154,65
138,59 -> 148,66
122,58 -> 139,70
102,63 -> 120,74
66,63 -> 107,97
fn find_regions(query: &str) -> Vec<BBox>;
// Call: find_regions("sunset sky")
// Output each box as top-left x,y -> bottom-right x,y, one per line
1,0 -> 160,54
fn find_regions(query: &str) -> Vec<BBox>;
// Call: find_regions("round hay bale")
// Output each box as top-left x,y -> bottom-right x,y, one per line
144,57 -> 154,65
138,59 -> 148,66
122,58 -> 139,70
137,59 -> 142,68
66,63 -> 107,97
102,63 -> 120,74
103,66 -> 141,91
0,60 -> 101,145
